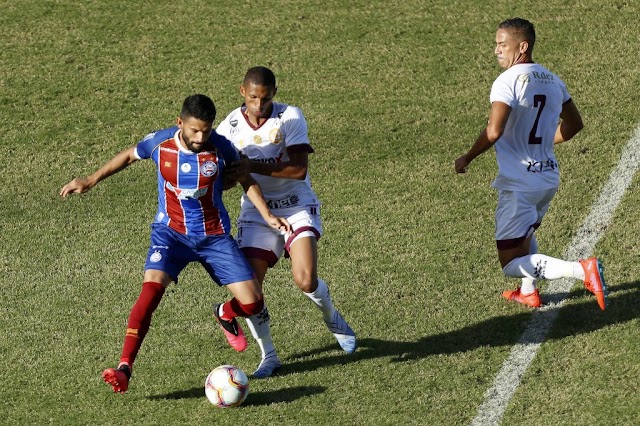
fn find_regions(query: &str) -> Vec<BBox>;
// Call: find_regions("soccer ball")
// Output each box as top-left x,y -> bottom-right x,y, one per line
205,365 -> 249,408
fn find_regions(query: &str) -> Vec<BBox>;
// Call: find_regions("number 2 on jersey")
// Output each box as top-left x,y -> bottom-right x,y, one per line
528,94 -> 546,144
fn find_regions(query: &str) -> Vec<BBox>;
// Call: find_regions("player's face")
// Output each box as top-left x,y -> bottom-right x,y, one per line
177,116 -> 213,153
494,28 -> 526,69
240,82 -> 276,122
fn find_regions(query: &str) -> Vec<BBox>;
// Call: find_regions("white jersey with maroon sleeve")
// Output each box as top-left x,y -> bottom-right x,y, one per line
490,63 -> 571,191
216,102 -> 319,211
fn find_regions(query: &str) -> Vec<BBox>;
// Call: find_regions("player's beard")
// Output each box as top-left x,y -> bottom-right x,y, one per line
182,134 -> 204,153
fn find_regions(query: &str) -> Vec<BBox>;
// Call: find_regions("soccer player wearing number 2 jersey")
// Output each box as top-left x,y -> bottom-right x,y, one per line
218,67 -> 356,378
454,18 -> 608,310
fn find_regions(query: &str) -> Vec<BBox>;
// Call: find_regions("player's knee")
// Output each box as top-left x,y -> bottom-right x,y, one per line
293,273 -> 317,293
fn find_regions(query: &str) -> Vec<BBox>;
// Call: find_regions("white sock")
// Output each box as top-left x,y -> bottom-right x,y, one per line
520,277 -> 536,295
244,307 -> 277,359
520,236 -> 539,294
304,278 -> 337,322
574,263 -> 586,281
503,254 -> 582,280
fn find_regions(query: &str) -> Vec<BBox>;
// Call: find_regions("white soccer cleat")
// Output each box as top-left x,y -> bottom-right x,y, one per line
252,352 -> 282,379
324,311 -> 357,354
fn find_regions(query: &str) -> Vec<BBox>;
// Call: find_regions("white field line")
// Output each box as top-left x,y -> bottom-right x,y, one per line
471,126 -> 640,426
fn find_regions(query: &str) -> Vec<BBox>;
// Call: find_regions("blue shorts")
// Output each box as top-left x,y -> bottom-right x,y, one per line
144,223 -> 256,285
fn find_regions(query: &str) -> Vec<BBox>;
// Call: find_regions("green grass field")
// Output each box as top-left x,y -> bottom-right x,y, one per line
1,1 -> 639,425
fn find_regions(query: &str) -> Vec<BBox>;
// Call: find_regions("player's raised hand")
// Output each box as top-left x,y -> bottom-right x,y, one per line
60,177 -> 93,197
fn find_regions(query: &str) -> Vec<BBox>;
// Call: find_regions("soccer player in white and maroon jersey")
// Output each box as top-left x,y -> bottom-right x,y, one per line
60,94 -> 290,393
454,18 -> 608,310
218,66 -> 356,378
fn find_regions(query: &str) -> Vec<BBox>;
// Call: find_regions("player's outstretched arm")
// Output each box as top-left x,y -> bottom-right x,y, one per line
238,176 -> 291,234
60,146 -> 138,197
250,149 -> 309,180
224,150 -> 309,181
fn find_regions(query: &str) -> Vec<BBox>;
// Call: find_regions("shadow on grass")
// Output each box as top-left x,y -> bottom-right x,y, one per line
148,387 -> 204,400
147,385 -> 325,405
243,386 -> 325,407
281,281 -> 640,374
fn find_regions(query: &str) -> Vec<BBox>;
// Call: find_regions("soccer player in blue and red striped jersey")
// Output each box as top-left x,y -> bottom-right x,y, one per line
60,94 -> 290,394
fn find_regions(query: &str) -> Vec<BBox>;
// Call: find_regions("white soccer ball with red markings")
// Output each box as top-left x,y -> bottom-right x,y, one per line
205,365 -> 249,408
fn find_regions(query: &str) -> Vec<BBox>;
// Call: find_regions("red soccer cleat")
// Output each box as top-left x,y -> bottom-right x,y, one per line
102,365 -> 130,394
502,287 -> 542,308
579,258 -> 609,310
213,304 -> 247,352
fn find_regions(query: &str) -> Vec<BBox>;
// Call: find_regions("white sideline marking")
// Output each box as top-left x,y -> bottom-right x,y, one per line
471,126 -> 640,426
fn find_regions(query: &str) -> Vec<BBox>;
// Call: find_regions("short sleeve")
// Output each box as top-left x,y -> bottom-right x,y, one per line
282,106 -> 309,147
559,79 -> 571,104
216,118 -> 230,138
134,126 -> 177,160
489,72 -> 516,108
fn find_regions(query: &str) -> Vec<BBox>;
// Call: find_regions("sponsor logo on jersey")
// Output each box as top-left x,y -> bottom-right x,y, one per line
517,73 -> 530,82
254,152 -> 284,164
200,160 -> 217,177
532,71 -> 554,81
230,119 -> 238,127
164,161 -> 172,168
266,194 -> 300,209
254,135 -> 263,145
526,158 -> 558,173
270,128 -> 283,144
181,163 -> 192,173
166,182 -> 208,200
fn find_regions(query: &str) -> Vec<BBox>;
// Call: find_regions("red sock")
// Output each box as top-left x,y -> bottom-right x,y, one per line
119,281 -> 165,367
220,297 -> 264,319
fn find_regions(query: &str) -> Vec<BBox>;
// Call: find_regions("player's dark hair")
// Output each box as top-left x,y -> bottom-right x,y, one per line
181,94 -> 216,122
498,18 -> 536,52
243,66 -> 277,88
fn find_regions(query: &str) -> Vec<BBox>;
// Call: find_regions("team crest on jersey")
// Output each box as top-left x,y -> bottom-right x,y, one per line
229,119 -> 240,135
270,128 -> 283,144
200,160 -> 217,177
254,135 -> 263,145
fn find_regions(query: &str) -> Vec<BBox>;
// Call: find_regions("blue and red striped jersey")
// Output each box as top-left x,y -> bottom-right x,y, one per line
134,126 -> 240,236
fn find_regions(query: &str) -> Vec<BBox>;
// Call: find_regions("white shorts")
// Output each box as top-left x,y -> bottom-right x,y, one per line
495,187 -> 557,250
236,206 -> 323,267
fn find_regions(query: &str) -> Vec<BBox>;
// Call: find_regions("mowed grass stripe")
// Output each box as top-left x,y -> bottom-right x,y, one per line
471,124 -> 640,426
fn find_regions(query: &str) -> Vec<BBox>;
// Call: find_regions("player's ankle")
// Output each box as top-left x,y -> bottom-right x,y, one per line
117,362 -> 132,379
